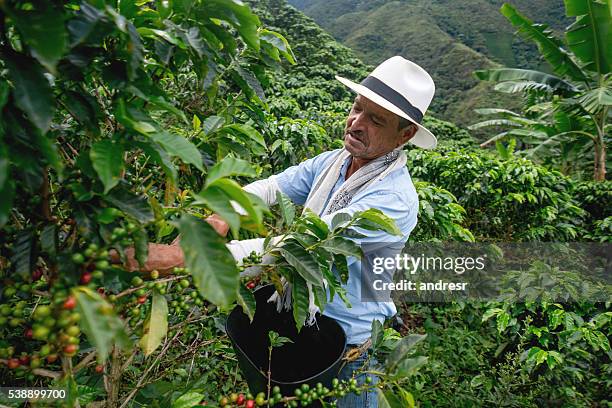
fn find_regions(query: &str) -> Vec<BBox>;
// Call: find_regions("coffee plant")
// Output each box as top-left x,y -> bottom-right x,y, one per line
1,0 -> 610,407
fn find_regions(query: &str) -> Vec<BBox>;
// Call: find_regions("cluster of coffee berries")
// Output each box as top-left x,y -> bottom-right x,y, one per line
0,279 -> 82,377
240,251 -> 264,290
217,390 -> 262,408
212,378 -> 375,408
166,268 -> 206,317
242,251 -> 263,265
72,242 -> 111,286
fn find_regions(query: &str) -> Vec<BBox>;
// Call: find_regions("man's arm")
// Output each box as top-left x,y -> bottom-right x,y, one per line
111,215 -> 228,274
115,176 -> 282,273
117,150 -> 338,273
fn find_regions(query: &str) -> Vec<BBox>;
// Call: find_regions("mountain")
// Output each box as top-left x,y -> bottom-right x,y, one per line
285,0 -> 570,126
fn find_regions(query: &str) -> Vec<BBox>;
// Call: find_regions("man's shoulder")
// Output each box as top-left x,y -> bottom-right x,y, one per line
361,166 -> 418,205
310,149 -> 342,167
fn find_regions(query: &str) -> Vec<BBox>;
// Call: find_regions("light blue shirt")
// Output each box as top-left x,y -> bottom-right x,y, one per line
275,149 -> 419,344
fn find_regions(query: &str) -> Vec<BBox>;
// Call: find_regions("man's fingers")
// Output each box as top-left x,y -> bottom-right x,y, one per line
206,215 -> 230,237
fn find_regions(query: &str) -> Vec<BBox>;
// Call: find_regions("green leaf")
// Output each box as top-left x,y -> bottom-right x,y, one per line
139,292 -> 168,356
202,116 -> 225,135
207,178 -> 263,226
353,208 -> 402,236
172,391 -> 204,408
105,186 -> 154,224
11,230 -> 35,279
564,0 -> 612,75
67,3 -> 105,46
299,209 -> 329,240
279,241 -> 324,287
56,376 -> 79,408
385,334 -> 427,373
398,388 -> 416,408
9,4 -> 67,72
0,178 -> 15,228
482,307 -> 503,322
63,91 -> 100,131
578,85 -> 612,113
331,212 -> 352,230
268,330 -> 294,347
193,186 -> 241,237
222,124 -> 267,150
203,0 -> 261,51
312,283 -> 327,313
73,287 -> 132,363
5,52 -> 54,133
90,140 -> 125,194
183,25 -> 208,57
333,254 -> 350,285
138,27 -> 182,46
291,274 -> 309,331
179,215 -> 239,306
500,3 -> 588,83
233,65 -> 266,103
194,186 -> 240,236
126,84 -> 187,124
546,350 -> 563,369
40,224 -> 57,258
395,356 -> 428,377
320,237 -> 362,258
96,207 -> 122,224
205,156 -> 256,187
371,319 -> 384,351
0,80 -> 10,110
135,140 -> 178,183
378,389 -> 404,408
237,284 -> 256,322
148,132 -> 203,172
474,68 -> 577,93
276,191 -> 296,226
260,29 -> 296,64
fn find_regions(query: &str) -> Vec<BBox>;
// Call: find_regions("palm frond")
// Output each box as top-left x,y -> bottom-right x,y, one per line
475,67 -> 579,93
500,4 -> 589,84
564,0 -> 612,76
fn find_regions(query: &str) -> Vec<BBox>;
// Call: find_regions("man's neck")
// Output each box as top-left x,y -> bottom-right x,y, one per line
346,156 -> 372,179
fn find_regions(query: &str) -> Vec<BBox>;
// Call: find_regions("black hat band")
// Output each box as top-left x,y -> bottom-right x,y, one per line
360,76 -> 423,124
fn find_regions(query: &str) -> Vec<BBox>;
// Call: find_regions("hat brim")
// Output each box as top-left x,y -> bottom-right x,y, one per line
336,75 -> 437,149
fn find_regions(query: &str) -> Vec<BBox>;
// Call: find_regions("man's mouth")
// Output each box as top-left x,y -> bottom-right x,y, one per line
346,131 -> 365,146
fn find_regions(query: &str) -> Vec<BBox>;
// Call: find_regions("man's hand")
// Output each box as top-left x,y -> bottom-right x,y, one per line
206,214 -> 230,237
122,241 -> 184,275
111,214 -> 230,274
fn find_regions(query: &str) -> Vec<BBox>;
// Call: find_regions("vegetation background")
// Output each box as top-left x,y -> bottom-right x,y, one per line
0,0 -> 609,407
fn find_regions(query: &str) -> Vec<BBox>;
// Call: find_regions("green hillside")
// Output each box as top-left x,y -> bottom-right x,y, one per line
286,0 -> 569,126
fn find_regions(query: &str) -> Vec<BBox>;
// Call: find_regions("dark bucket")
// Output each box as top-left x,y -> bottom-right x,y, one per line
226,285 -> 347,402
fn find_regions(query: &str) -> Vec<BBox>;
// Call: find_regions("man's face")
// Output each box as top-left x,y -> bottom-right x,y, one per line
344,95 -> 415,160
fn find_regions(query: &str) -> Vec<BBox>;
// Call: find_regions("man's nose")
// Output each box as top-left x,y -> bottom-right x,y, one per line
348,112 -> 366,131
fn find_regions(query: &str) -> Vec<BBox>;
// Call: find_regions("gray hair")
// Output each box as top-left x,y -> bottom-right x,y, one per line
397,115 -> 415,131
397,115 -> 419,148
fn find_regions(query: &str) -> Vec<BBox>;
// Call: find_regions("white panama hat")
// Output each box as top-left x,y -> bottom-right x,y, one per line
336,56 -> 437,149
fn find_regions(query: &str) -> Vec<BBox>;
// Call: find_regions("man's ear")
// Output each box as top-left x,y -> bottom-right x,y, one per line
398,124 -> 417,146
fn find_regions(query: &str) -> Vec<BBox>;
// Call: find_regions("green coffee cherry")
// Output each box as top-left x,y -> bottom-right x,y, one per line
34,305 -> 52,320
72,253 -> 85,264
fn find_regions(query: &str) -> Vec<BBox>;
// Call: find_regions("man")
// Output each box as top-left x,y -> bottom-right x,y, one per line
127,56 -> 436,407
